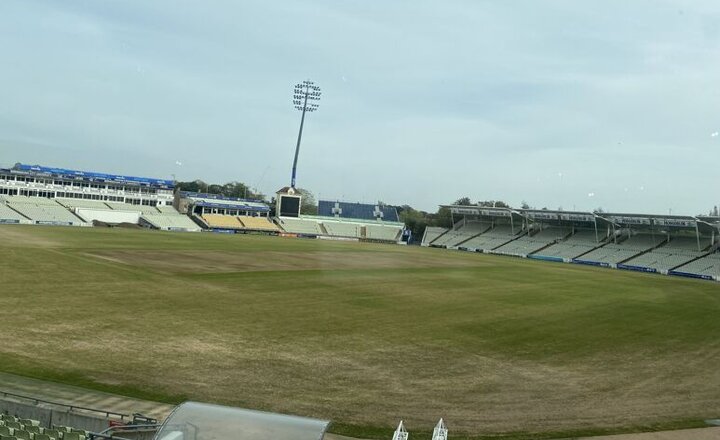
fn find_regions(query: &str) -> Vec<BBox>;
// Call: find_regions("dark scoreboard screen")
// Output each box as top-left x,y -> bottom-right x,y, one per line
280,196 -> 300,217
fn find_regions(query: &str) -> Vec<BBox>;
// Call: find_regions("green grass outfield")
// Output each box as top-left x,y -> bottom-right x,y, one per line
1,225 -> 719,439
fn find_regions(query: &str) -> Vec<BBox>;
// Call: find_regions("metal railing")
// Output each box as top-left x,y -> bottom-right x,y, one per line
0,390 -> 130,420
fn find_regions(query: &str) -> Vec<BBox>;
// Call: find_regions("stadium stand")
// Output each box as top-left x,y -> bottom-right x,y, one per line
238,216 -> 280,232
673,251 -> 720,278
55,199 -> 112,210
493,227 -> 571,256
431,221 -> 491,247
0,414 -> 91,440
0,163 -> 175,208
622,236 -> 710,271
178,192 -> 270,217
318,200 -> 399,222
1,196 -> 85,225
0,202 -> 27,223
532,229 -> 603,259
275,217 -> 324,235
422,227 -> 449,245
202,214 -> 245,229
574,233 -> 663,264
105,203 -> 160,215
322,221 -> 362,238
459,224 -> 519,251
365,224 -> 402,241
157,206 -> 181,214
141,213 -> 202,232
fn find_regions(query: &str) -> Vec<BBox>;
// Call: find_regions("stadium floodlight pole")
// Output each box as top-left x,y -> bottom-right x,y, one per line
291,79 -> 321,189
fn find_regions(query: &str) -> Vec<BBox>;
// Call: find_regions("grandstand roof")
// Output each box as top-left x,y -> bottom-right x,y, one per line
443,205 -> 526,222
598,212 -> 709,231
444,204 -> 717,232
521,209 -> 596,223
9,163 -> 174,188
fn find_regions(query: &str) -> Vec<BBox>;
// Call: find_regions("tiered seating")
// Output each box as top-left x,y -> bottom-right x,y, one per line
105,203 -> 160,214
276,217 -> 323,235
2,196 -> 83,225
533,229 -> 601,259
156,206 -> 180,214
493,227 -> 569,256
674,252 -> 720,278
365,224 -> 402,241
142,213 -> 201,231
0,203 -> 27,222
459,225 -> 517,251
623,236 -> 708,271
202,214 -> 244,229
238,216 -> 280,232
55,199 -> 110,209
322,221 -> 362,238
422,227 -> 449,245
431,221 -> 490,247
575,234 -> 661,264
0,415 -> 89,440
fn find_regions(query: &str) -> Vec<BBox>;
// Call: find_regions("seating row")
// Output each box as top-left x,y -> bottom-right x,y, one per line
202,214 -> 280,232
0,416 -> 87,440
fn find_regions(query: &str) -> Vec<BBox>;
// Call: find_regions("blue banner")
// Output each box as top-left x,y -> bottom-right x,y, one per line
572,259 -> 610,268
668,270 -> 715,281
617,264 -> 657,274
528,255 -> 564,263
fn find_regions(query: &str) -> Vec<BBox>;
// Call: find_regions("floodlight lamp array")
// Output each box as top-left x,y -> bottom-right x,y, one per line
292,80 -> 321,112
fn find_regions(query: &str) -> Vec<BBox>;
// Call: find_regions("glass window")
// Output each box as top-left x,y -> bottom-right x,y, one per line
154,402 -> 329,440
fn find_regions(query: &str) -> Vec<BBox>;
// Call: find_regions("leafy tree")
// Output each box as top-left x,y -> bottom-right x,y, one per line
454,197 -> 472,206
295,188 -> 318,215
433,206 -> 453,228
176,180 -> 262,200
477,200 -> 509,208
398,205 -> 429,243
175,179 -> 206,193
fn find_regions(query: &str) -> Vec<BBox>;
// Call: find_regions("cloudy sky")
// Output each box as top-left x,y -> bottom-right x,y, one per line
1,1 -> 719,214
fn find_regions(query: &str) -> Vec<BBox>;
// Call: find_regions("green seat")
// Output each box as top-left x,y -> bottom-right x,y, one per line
41,431 -> 58,440
34,434 -> 51,440
4,425 -> 20,432
19,422 -> 38,429
42,430 -> 59,440
13,431 -> 30,440
61,434 -> 83,440
0,415 -> 16,422
1,435 -> 19,440
0,428 -> 13,437
23,428 -> 41,436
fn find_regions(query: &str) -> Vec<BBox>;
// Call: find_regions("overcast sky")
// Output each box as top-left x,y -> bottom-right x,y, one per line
1,1 -> 719,214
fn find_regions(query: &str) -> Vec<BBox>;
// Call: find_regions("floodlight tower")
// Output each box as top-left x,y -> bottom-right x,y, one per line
290,80 -> 321,189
